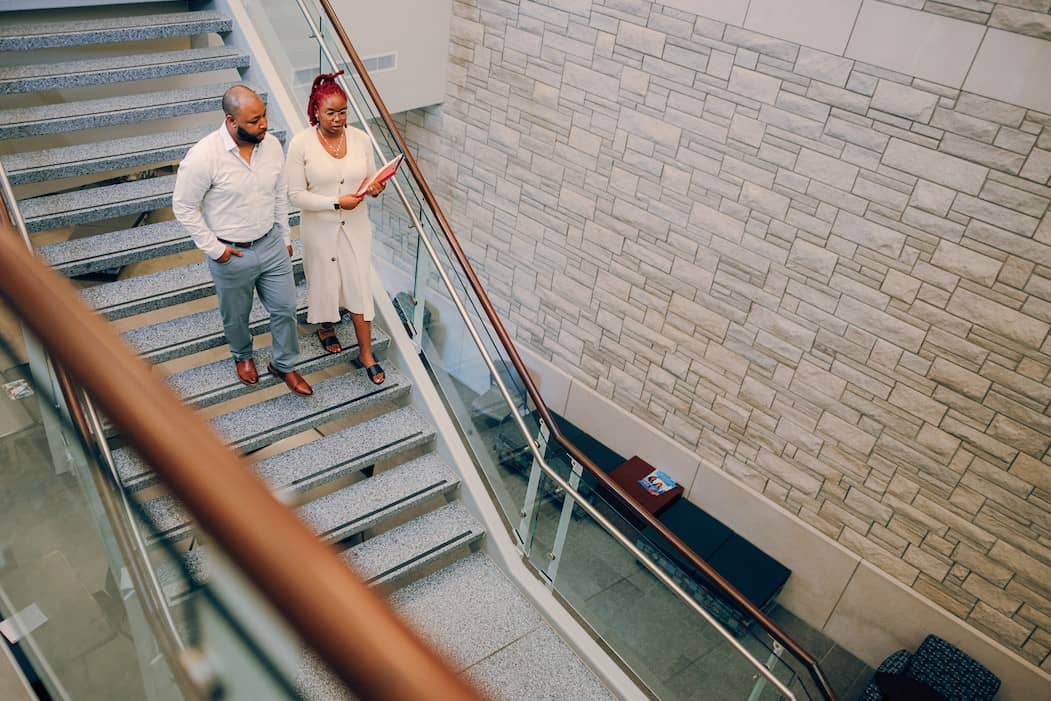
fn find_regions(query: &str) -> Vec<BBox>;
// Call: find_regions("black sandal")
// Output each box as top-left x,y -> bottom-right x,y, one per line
318,324 -> 342,354
353,357 -> 385,385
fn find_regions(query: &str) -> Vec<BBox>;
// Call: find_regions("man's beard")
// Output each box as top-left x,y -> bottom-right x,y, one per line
237,125 -> 265,143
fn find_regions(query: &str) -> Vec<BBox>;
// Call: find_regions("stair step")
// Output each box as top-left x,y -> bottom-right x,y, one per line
212,369 -> 409,453
80,240 -> 304,320
0,46 -> 250,95
0,83 -> 262,140
167,321 -> 390,410
254,405 -> 435,497
21,174 -> 176,234
156,545 -> 207,607
114,370 -> 410,490
141,423 -> 440,544
341,502 -> 483,588
299,454 -> 460,544
37,210 -> 300,278
155,501 -> 481,609
4,125 -> 286,186
0,11 -> 232,51
123,282 -> 310,364
142,494 -> 190,544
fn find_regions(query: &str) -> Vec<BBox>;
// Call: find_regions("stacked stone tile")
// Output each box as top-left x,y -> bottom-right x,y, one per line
896,0 -> 1051,38
373,0 -> 1051,668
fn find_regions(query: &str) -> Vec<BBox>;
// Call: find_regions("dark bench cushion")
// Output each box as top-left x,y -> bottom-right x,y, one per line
707,533 -> 791,609
652,499 -> 733,564
641,499 -> 790,611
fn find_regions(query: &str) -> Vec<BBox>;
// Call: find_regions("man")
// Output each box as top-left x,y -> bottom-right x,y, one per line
173,85 -> 312,395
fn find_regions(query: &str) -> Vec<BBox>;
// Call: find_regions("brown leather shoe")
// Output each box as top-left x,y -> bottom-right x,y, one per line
235,358 -> 258,385
267,362 -> 313,396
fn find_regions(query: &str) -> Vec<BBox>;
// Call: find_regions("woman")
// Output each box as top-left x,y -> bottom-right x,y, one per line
286,71 -> 386,384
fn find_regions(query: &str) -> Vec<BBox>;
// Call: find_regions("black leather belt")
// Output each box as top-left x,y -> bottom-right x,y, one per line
217,235 -> 263,249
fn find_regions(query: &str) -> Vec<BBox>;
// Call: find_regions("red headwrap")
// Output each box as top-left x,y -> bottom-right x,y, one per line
307,70 -> 348,126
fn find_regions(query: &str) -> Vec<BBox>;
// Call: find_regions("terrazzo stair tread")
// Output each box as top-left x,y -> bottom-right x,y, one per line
0,11 -> 231,51
153,498 -> 480,606
142,495 -> 190,545
3,125 -> 286,185
80,240 -> 304,320
210,369 -> 410,453
0,82 -> 265,140
148,461 -> 468,601
133,405 -> 434,526
21,174 -> 177,234
123,282 -> 310,364
156,545 -> 207,607
251,404 -> 434,495
38,210 -> 300,277
0,46 -> 250,94
112,370 -> 410,490
298,453 -> 460,544
339,502 -> 484,587
167,321 -> 388,409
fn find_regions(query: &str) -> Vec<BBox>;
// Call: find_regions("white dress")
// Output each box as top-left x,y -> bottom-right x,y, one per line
286,126 -> 377,323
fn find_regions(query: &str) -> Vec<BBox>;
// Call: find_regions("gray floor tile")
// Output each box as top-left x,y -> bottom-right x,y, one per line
820,644 -> 873,700
466,626 -> 615,701
389,552 -> 543,671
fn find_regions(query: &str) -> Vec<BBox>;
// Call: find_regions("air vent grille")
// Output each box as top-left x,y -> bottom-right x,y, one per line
362,52 -> 397,73
293,52 -> 398,88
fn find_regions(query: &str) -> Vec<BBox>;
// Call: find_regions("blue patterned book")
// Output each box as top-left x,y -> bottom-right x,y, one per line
638,470 -> 676,496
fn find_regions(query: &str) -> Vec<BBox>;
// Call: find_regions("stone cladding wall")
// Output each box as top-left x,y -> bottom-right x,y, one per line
907,0 -> 1051,34
373,0 -> 1051,668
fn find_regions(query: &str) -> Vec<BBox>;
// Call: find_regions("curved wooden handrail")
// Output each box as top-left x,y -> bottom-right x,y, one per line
0,226 -> 486,701
317,1 -> 838,698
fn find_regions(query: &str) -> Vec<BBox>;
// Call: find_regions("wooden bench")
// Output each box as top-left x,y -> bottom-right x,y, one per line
602,455 -> 791,638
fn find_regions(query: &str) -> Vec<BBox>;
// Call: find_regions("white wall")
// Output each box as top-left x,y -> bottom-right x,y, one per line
330,0 -> 451,114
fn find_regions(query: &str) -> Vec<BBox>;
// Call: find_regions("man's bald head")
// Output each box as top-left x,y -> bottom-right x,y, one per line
223,85 -> 268,145
222,85 -> 263,117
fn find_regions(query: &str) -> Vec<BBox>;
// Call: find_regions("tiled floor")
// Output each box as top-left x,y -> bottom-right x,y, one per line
0,358 -> 157,701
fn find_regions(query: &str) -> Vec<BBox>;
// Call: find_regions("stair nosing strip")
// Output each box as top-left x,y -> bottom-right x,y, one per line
146,524 -> 191,546
230,384 -> 402,449
49,237 -> 188,268
287,431 -> 429,489
96,281 -> 214,314
317,479 -> 453,540
0,11 -> 229,37
26,194 -> 171,221
145,430 -> 432,542
363,530 -> 479,586
0,46 -> 244,78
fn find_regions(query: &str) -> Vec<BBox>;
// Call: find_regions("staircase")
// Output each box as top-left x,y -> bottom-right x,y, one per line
0,4 -> 613,699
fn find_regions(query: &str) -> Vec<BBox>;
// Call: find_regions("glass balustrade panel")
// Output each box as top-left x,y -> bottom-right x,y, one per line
522,446 -> 806,701
0,318 -> 185,701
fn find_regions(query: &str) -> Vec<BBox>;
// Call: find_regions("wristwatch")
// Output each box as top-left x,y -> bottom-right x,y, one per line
333,201 -> 340,210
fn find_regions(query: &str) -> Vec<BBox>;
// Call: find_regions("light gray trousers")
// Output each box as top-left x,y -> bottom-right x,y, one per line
206,225 -> 300,373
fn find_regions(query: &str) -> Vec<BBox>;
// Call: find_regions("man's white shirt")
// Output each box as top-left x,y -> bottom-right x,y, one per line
172,124 -> 291,260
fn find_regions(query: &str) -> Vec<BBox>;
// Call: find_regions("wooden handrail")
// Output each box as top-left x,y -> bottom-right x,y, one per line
0,181 -> 93,445
0,226 -> 485,701
317,2 -> 838,698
